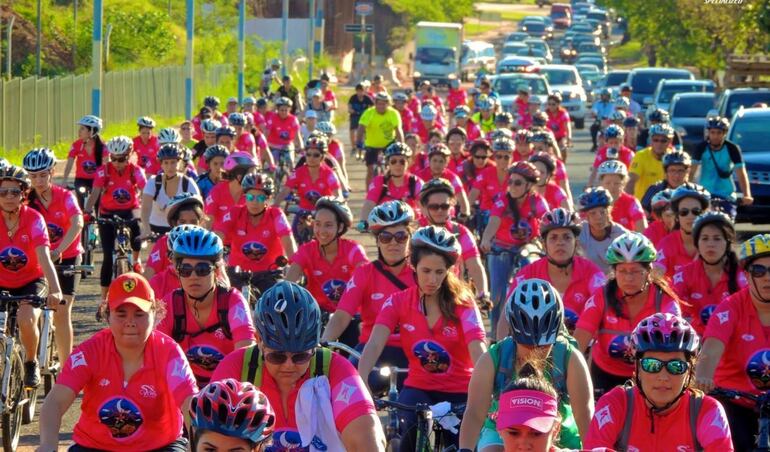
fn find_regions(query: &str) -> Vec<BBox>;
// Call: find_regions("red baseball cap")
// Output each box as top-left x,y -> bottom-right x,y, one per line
107,273 -> 155,312
496,389 -> 558,433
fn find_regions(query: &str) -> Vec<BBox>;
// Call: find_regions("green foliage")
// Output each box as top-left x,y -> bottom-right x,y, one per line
465,23 -> 496,37
103,11 -> 178,69
382,0 -> 474,25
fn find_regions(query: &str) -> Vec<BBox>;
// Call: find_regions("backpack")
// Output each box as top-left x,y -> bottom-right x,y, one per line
154,174 -> 191,202
492,336 -> 571,401
171,285 -> 233,343
377,174 -> 418,204
615,385 -> 703,451
241,346 -> 333,386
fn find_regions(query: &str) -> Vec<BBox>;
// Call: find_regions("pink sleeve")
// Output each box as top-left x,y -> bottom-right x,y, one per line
67,144 -> 77,158
663,296 -> 682,316
227,291 -> 257,341
347,242 -> 369,266
289,244 -> 311,267
327,171 -> 341,190
212,209 -> 234,236
374,295 -> 400,331
575,290 -> 605,334
273,209 -> 292,236
697,397 -> 734,451
450,174 -> 464,193
64,191 -> 82,216
459,227 -> 479,260
490,198 -> 506,217
56,343 -> 95,394
30,213 -> 50,248
156,294 -> 174,336
672,271 -> 687,300
365,177 -> 383,202
592,153 -> 604,169
329,354 -> 376,432
588,268 -> 607,293
459,305 -> 486,343
164,340 -> 199,404
134,167 -> 147,189
337,266 -> 368,316
92,168 -> 107,189
210,347 -> 247,382
629,198 -> 645,221
285,171 -> 299,189
584,389 -> 624,448
148,240 -> 166,273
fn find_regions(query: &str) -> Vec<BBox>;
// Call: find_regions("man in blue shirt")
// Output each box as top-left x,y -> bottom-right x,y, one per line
591,88 -> 615,152
690,116 -> 753,218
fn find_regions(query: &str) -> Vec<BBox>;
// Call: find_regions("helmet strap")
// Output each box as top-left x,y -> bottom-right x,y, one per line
186,285 -> 215,306
634,362 -> 691,416
701,252 -> 726,267
165,172 -> 178,180
547,255 -> 573,270
750,276 -> 770,304
621,279 -> 649,300
378,251 -> 406,268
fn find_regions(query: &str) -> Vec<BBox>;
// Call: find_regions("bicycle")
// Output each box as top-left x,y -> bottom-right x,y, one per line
97,216 -> 139,278
710,387 -> 770,451
227,256 -> 288,310
271,146 -> 295,194
0,292 -> 46,451
284,193 -> 314,246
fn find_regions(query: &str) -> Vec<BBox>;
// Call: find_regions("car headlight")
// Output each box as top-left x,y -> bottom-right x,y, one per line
413,71 -> 422,78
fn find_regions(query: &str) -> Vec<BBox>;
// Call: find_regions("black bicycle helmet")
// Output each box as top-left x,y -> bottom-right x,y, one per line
203,145 -> 230,164
0,165 -> 30,190
157,143 -> 184,161
419,178 -> 455,205
662,150 -> 692,169
384,141 -> 413,159
315,196 -> 353,231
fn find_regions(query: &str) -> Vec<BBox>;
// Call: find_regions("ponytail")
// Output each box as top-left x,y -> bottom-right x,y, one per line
726,249 -> 740,294
93,135 -> 105,168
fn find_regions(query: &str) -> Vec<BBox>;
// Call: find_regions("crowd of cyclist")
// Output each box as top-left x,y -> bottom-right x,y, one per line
0,58 -> 765,451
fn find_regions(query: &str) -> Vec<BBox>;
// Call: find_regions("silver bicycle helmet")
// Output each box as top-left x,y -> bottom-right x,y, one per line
506,278 -> 564,346
106,136 -> 133,157
411,225 -> 461,265
367,200 -> 415,233
158,127 -> 182,145
137,116 -> 156,129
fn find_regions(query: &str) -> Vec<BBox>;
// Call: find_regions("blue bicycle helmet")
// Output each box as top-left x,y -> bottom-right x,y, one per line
662,150 -> 692,169
604,124 -> 624,139
254,281 -> 321,353
650,123 -> 674,138
203,145 -> 230,164
670,183 -> 711,210
157,143 -> 184,161
506,278 -> 564,346
172,227 -> 224,262
228,112 -> 247,127
578,187 -> 613,211
23,148 -> 56,172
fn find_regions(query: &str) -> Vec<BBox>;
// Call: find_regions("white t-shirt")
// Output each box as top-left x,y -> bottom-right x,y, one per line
143,174 -> 200,228
578,221 -> 628,275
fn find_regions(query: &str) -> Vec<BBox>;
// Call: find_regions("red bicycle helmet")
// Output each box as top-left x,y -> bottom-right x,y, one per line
508,161 -> 540,183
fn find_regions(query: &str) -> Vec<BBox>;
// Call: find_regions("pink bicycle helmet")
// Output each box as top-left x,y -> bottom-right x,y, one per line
223,151 -> 257,172
631,312 -> 700,356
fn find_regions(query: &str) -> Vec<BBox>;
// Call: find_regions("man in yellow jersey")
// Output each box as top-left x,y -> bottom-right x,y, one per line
357,92 -> 404,187
627,123 -> 674,200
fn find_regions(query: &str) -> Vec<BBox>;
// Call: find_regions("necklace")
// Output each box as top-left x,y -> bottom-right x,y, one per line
5,217 -> 19,238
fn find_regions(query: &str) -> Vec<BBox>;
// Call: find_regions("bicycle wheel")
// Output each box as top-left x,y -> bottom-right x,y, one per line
41,313 -> 59,396
114,256 -> 131,277
1,344 -> 25,451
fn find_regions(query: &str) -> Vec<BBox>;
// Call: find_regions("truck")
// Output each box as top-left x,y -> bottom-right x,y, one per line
412,22 -> 463,88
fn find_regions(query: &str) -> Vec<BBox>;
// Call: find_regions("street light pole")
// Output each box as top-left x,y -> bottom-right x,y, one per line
308,0 -> 315,80
36,0 -> 42,76
281,0 -> 288,77
5,17 -> 14,81
73,0 -> 78,69
91,0 -> 103,116
184,0 -> 194,119
238,0 -> 245,102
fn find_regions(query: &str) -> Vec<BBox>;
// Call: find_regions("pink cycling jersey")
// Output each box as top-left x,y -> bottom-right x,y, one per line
133,135 -> 160,175
57,329 -> 197,451
337,262 -> 415,346
542,182 -> 568,210
415,121 -> 447,144
285,165 -> 342,210
214,205 -> 291,272
611,192 -> 645,230
328,140 -> 344,164
235,132 -> 256,156
447,89 -> 468,112
418,218 -> 480,264
593,145 -> 635,169
0,206 -> 49,289
399,108 -> 418,135
149,267 -> 179,300
290,238 -> 369,313
464,120 -> 482,142
416,167 -> 467,196
68,139 -> 108,180
553,158 -> 569,187
375,286 -> 485,393
576,285 -> 681,377
147,235 -> 170,275
266,113 -> 300,147
448,154 -> 469,178
490,192 -> 549,247
508,257 -> 606,331
365,173 -> 425,210
546,108 -> 571,140
93,163 -> 147,212
204,181 -> 244,227
158,288 -> 255,381
643,220 -> 670,248
585,385 -> 733,452
28,185 -> 83,259
474,166 -> 508,211
656,231 -> 697,278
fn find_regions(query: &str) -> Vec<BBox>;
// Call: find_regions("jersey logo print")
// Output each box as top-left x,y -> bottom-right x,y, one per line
596,405 -> 612,429
673,272 -> 684,284
70,351 -> 87,369
335,382 -> 355,406
716,311 -> 729,324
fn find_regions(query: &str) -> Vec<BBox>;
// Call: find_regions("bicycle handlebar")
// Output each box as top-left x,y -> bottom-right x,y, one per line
0,292 -> 46,309
321,341 -> 409,376
375,399 -> 466,416
55,264 -> 96,276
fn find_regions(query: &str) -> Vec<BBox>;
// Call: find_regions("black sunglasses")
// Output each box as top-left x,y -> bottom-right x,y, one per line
678,207 -> 703,217
749,264 -> 770,279
0,188 -> 23,198
378,230 -> 409,244
263,349 -> 314,365
473,154 -> 488,160
427,203 -> 451,212
177,262 -> 215,278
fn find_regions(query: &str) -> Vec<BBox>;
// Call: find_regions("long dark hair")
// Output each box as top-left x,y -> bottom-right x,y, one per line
409,245 -> 473,323
606,264 -> 680,318
695,220 -> 741,294
92,133 -> 105,168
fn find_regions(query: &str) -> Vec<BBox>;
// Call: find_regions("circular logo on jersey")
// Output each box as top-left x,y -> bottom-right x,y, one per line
46,223 -> 64,244
279,130 -> 290,140
509,219 -> 533,241
304,190 -> 322,205
608,335 -> 635,364
186,345 -> 225,371
112,188 -> 132,204
140,155 -> 150,168
269,430 -> 309,452
0,247 -> 28,271
564,308 -> 579,332
412,340 -> 450,373
98,397 -> 143,438
82,160 -> 97,175
322,279 -> 346,302
698,304 -> 716,327
746,349 -> 770,390
241,241 -> 267,261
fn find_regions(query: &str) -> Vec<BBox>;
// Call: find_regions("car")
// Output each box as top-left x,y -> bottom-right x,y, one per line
493,73 -> 552,113
726,107 -> 770,223
626,67 -> 695,106
577,42 -> 606,56
536,64 -> 588,128
712,88 -> 770,120
550,3 -> 572,29
586,8 -> 611,38
514,47 -> 548,62
575,56 -> 606,74
568,22 -> 597,35
505,32 -> 530,43
592,70 -> 630,98
502,42 -> 529,57
669,92 -> 716,153
645,79 -> 716,116
575,64 -> 602,99
461,41 -> 496,81
524,38 -> 553,63
571,33 -> 602,48
496,56 -> 541,74
520,21 -> 554,40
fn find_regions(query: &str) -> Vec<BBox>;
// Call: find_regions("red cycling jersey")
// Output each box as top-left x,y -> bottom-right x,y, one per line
473,166 -> 508,211
673,259 -> 747,336
57,329 -> 197,451
147,235 -> 170,276
28,185 -> 83,259
0,205 -> 49,288
461,120 -> 482,142
447,153 -> 469,178
656,231 -> 697,278
328,140 -> 344,164
542,182 -> 569,210
546,108 -> 571,140
399,108 -> 418,135
289,238 -> 369,313
447,89 -> 468,112
204,181 -> 244,227
593,145 -> 635,169
285,165 -> 342,211
365,173 -> 425,211
416,167 -> 467,196
643,220 -> 670,248
149,266 -> 179,300
375,286 -> 486,393
133,135 -> 160,175
265,113 -> 301,147
235,132 -> 256,156
214,205 -> 291,272
585,385 -> 733,452
489,192 -> 549,248
576,285 -> 681,377
68,139 -> 108,180
611,192 -> 645,231
93,163 -> 147,212
414,121 -> 447,144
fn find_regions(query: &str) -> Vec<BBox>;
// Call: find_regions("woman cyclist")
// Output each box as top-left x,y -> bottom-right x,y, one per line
472,95 -> 496,135
265,96 -> 303,166
529,131 -> 572,202
317,120 -> 348,183
586,313 -> 733,451
597,160 -> 647,232
530,152 -> 571,210
133,116 -> 160,175
415,143 -> 471,218
496,208 -> 605,338
322,201 -> 414,389
480,161 -> 549,335
212,281 -> 385,451
358,225 -> 487,452
545,92 -> 572,160
193,118 -> 221,172
468,137 -> 514,237
454,106 -> 482,142
149,224 -> 200,300
576,187 -> 628,275
360,141 -> 425,222
274,134 -> 343,211
588,124 -> 634,187
62,115 -> 106,208
286,196 -> 367,344
145,192 -> 205,281
84,136 -> 146,301
188,379 -> 276,452
0,165 -> 63,388
140,143 -> 201,238
655,184 -> 711,278
39,273 -> 197,452
204,151 -> 258,227
695,233 -> 770,450
23,148 -> 83,364
460,279 -> 592,451
673,211 -> 745,336
195,144 -> 229,199
228,112 -> 257,156
574,232 -> 682,396
643,189 -> 675,247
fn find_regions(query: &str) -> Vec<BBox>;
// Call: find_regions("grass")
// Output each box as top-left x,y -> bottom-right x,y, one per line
476,0 -> 538,4
500,11 -> 531,22
465,23 -> 497,37
609,39 -> 646,68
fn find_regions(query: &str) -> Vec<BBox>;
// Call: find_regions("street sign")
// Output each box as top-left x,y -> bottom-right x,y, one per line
354,1 -> 374,16
344,23 -> 374,33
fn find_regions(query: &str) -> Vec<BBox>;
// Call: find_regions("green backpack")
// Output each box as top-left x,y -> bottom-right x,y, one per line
241,346 -> 333,386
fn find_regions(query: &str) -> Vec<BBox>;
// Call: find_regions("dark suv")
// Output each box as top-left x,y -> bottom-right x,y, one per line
727,107 -> 770,223
712,88 -> 770,120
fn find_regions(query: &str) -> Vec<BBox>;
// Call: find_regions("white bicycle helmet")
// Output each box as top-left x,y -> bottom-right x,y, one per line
367,200 -> 414,233
137,116 -> 156,129
606,232 -> 657,265
597,159 -> 628,178
316,121 -> 337,137
420,104 -> 438,120
411,225 -> 461,265
22,148 -> 57,172
158,127 -> 182,145
78,115 -> 103,133
106,136 -> 133,156
392,92 -> 409,102
506,278 -> 564,346
374,92 -> 391,103
201,119 -> 222,134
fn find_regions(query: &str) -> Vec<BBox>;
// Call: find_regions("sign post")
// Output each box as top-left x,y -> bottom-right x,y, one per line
353,2 -> 373,80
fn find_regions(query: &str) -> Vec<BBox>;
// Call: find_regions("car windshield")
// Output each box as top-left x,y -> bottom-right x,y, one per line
672,97 -> 714,117
631,72 -> 691,94
605,72 -> 628,86
416,47 -> 455,65
525,23 -> 545,31
730,116 -> 770,153
481,47 -> 495,57
552,11 -> 568,18
587,11 -> 608,21
659,84 -> 713,103
726,92 -> 770,118
540,69 -> 577,85
494,77 -> 548,95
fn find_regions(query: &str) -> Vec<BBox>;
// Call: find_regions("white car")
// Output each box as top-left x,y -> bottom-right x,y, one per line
492,73 -> 551,114
461,41 -> 497,81
535,64 -> 588,128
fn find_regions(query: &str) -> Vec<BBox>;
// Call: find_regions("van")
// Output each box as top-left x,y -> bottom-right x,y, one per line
461,41 -> 496,81
550,3 -> 572,29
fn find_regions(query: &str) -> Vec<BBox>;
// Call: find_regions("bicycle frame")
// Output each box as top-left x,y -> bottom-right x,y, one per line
0,310 -> 17,414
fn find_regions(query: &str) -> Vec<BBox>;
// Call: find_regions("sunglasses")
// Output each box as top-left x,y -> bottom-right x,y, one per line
388,158 -> 406,166
112,156 -> 128,163
378,230 -> 409,244
547,102 -> 558,106
263,349 -> 315,365
652,138 -> 670,143
246,193 -> 268,203
748,264 -> 770,278
427,203 -> 451,212
0,188 -> 22,198
678,207 -> 703,217
495,154 -> 511,160
509,179 -> 526,187
176,262 -> 215,278
473,154 -> 488,160
639,357 -> 689,375
306,152 -> 323,158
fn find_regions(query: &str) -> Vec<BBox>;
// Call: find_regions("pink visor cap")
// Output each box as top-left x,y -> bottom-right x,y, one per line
496,389 -> 558,432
